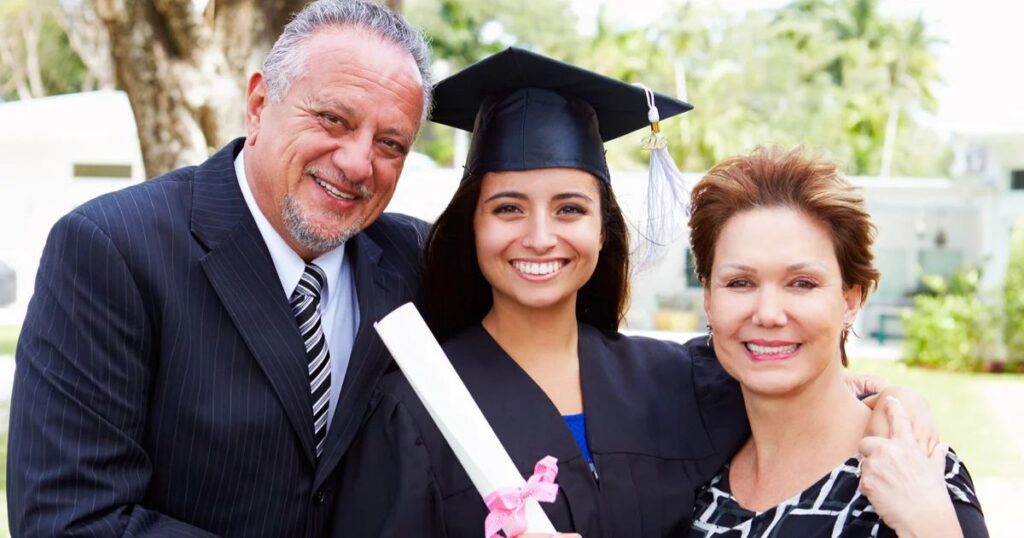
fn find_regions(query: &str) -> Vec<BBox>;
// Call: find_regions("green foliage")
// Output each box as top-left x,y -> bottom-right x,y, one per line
0,0 -> 89,100
406,0 -> 583,163
414,122 -> 456,167
902,268 -> 998,371
37,11 -> 88,95
0,325 -> 18,356
407,0 -> 949,175
2,0 -> 951,178
1004,223 -> 1024,368
656,0 -> 949,175
407,0 -> 582,69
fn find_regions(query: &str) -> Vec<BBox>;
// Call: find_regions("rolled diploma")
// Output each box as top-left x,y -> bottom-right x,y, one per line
374,302 -> 557,534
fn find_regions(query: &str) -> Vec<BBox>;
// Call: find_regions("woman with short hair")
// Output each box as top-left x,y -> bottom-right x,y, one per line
686,147 -> 986,537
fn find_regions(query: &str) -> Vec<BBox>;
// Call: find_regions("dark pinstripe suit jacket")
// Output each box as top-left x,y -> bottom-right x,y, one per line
7,139 -> 427,537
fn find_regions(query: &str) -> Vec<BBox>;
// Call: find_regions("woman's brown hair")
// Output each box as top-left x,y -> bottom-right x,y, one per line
688,147 -> 880,365
422,174 -> 631,342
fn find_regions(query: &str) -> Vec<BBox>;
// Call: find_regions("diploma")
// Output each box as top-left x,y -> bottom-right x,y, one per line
374,303 -> 557,535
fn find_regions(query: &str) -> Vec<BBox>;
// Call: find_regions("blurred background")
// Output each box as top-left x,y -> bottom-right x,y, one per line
0,0 -> 1021,535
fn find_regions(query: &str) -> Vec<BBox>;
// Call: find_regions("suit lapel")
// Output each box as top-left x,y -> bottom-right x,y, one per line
193,140 -> 317,467
314,230 -> 407,488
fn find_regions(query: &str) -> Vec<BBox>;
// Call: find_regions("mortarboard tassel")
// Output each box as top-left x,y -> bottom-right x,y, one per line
634,85 -> 693,273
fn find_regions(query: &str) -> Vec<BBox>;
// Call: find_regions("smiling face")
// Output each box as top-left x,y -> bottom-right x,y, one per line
474,168 -> 604,316
704,207 -> 862,397
243,26 -> 424,260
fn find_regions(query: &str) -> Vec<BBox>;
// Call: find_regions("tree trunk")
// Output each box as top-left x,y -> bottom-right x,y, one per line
90,0 -> 307,177
879,97 -> 899,177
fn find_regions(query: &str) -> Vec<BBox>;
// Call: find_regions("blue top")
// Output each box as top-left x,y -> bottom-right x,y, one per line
562,413 -> 592,462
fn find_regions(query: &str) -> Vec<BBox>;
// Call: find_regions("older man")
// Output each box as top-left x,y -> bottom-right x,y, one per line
7,1 -> 430,535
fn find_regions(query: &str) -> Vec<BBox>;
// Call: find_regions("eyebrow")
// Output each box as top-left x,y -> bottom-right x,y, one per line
311,97 -> 414,151
482,191 -> 594,204
312,97 -> 357,118
484,191 -> 527,203
719,262 -> 829,272
553,192 -> 594,203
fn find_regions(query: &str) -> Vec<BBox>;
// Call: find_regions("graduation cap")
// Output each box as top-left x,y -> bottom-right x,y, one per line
432,47 -> 695,270
431,47 -> 692,183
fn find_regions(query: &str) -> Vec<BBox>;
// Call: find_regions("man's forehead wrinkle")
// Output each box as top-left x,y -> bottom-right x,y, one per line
304,71 -> 418,118
307,94 -> 356,117
323,61 -> 422,107
293,26 -> 426,123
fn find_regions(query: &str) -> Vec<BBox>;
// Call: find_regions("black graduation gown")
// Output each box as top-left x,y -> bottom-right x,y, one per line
332,323 -> 748,537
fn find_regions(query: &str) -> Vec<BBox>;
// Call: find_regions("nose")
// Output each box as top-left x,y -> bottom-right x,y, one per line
522,214 -> 557,251
330,132 -> 373,183
752,286 -> 787,327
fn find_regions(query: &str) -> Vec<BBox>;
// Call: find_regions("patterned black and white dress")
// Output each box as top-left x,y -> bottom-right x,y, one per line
689,450 -> 987,537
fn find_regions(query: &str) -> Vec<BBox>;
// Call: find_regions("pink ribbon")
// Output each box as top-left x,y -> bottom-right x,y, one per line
483,456 -> 560,538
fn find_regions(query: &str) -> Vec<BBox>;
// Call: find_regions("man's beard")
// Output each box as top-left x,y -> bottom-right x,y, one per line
282,194 -> 364,255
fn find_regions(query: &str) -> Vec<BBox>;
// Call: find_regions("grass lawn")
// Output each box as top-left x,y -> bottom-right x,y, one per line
0,354 -> 1016,537
0,325 -> 18,356
1,400 -> 8,536
849,358 -> 1024,480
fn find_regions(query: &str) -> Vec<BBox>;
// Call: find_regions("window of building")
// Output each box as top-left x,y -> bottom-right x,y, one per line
874,248 -> 911,301
1012,169 -> 1024,190
73,163 -> 132,179
918,248 -> 963,280
683,250 -> 702,288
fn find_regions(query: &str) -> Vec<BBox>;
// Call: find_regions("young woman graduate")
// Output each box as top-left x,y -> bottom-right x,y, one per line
331,49 -> 932,537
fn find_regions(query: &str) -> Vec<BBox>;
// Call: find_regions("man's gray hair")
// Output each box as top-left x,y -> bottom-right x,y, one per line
263,0 -> 433,122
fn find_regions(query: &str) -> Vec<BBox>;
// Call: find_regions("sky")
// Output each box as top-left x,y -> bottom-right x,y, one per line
571,0 -> 1024,134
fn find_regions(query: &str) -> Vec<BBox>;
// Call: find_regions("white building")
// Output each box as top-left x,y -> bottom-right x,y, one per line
3,91 -> 1022,342
626,166 -> 1024,340
0,90 -> 444,327
0,91 -> 145,324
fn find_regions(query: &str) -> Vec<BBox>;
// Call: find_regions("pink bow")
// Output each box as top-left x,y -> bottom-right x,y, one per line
483,456 -> 560,538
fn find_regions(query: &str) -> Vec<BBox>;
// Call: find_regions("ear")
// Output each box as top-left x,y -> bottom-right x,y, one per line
245,72 -> 268,146
703,282 -> 711,318
843,284 -> 863,324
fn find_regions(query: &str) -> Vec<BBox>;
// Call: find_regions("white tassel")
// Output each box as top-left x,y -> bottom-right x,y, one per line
634,85 -> 692,274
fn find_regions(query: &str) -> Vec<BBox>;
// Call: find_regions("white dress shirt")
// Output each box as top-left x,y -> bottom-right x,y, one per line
234,150 -> 359,434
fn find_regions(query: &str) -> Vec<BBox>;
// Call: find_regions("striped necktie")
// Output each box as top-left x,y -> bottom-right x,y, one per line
290,263 -> 331,459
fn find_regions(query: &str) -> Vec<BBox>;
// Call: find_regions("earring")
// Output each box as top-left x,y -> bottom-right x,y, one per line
706,323 -> 713,347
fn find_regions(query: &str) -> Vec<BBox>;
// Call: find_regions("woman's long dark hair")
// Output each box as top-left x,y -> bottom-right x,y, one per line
421,173 -> 631,342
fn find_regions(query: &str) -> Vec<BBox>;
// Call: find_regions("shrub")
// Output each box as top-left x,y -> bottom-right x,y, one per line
901,268 -> 998,371
1004,223 -> 1024,369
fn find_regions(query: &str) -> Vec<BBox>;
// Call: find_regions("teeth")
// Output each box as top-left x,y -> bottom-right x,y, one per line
513,260 -> 564,276
745,343 -> 799,355
314,177 -> 355,200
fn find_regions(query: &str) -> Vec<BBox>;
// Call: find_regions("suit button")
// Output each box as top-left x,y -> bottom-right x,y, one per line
314,489 -> 326,504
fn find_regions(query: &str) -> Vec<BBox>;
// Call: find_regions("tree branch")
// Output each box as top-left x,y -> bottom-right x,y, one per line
0,30 -> 33,100
0,76 -> 17,97
152,0 -> 204,60
58,0 -> 116,90
22,5 -> 46,97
